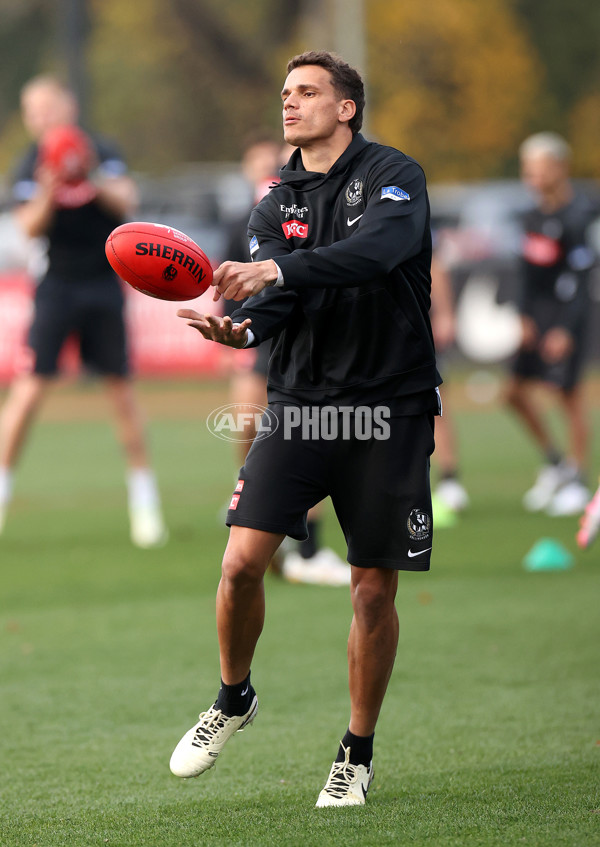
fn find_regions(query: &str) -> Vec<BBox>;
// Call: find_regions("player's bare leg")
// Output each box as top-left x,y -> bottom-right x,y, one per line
544,385 -> 590,515
0,374 -> 48,531
103,376 -> 150,468
170,526 -> 284,778
229,370 -> 267,464
316,566 -> 397,807
505,375 -> 554,453
505,376 -> 576,511
558,386 -> 588,471
0,373 -> 48,468
218,525 -> 285,683
432,411 -> 469,512
347,566 -> 399,736
104,375 -> 167,547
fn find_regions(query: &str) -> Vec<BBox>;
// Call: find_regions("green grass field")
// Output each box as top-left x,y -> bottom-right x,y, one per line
1,379 -> 599,847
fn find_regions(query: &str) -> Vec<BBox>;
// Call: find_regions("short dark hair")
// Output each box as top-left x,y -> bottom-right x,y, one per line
286,51 -> 365,135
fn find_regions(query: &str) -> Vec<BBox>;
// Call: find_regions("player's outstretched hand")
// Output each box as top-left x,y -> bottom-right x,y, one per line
212,260 -> 278,302
177,311 -> 251,348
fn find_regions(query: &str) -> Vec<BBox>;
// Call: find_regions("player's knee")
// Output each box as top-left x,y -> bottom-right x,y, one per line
351,571 -> 397,626
221,546 -> 265,586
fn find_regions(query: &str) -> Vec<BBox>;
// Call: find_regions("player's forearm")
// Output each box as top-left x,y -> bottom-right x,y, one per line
95,176 -> 138,219
14,194 -> 55,238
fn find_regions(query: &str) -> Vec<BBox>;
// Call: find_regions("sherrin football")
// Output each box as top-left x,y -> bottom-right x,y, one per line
105,221 -> 213,301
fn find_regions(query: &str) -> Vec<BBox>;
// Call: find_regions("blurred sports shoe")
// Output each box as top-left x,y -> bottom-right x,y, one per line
434,478 -> 469,512
576,485 -> 600,549
316,744 -> 374,807
129,505 -> 168,548
170,695 -> 258,778
523,462 -> 575,512
546,480 -> 590,517
282,548 -> 351,586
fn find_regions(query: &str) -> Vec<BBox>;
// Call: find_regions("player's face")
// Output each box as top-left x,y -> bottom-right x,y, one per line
21,84 -> 77,140
520,153 -> 569,195
281,65 -> 354,147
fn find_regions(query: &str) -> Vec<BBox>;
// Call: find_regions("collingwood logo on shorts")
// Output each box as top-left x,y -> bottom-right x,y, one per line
345,178 -> 363,207
407,508 -> 431,541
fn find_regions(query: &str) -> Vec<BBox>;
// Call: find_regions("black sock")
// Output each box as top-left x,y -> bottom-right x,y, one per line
545,448 -> 562,466
440,468 -> 459,482
299,519 -> 320,560
336,729 -> 374,767
214,672 -> 253,717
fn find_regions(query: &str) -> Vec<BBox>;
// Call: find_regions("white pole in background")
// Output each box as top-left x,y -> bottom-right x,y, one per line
332,0 -> 368,132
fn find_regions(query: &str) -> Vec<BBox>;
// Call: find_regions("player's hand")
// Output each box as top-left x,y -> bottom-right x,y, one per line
540,327 -> 573,363
33,165 -> 62,202
519,316 -> 539,350
176,310 -> 251,348
211,260 -> 278,302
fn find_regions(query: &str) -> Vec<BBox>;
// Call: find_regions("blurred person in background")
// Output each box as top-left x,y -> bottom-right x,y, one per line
222,133 -> 350,586
429,254 -> 469,513
0,75 -> 167,547
505,132 -> 598,516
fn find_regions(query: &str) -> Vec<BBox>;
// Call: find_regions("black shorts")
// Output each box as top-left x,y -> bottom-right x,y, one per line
28,274 -> 129,377
227,405 -> 436,571
511,303 -> 587,391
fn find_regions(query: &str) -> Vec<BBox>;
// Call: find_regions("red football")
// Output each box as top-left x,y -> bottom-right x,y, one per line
39,124 -> 94,180
105,221 -> 213,301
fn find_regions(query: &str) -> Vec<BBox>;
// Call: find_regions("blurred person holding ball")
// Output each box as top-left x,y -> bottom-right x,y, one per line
0,75 -> 167,547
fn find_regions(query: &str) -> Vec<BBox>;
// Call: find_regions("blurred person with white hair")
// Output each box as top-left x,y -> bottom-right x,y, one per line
505,131 -> 599,516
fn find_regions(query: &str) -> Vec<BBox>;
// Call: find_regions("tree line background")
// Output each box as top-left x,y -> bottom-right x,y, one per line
0,0 -> 598,182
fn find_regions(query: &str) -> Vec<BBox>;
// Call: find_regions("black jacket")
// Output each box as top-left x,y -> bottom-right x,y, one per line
519,190 -> 599,335
231,133 -> 441,408
12,135 -> 127,282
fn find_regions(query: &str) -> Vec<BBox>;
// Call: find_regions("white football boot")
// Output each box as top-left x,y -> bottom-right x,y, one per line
129,504 -> 168,548
547,480 -> 590,517
522,462 -> 575,512
282,548 -> 351,586
170,695 -> 258,778
316,744 -> 374,807
434,478 -> 469,512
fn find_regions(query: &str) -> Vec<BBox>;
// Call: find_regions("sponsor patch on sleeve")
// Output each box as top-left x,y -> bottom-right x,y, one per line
381,186 -> 410,202
249,235 -> 259,256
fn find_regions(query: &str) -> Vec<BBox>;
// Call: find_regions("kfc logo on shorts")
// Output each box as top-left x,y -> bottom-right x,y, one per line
234,479 -> 244,493
229,493 -> 240,511
282,219 -> 308,239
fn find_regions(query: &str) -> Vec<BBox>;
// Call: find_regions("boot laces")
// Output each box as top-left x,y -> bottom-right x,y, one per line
191,706 -> 228,747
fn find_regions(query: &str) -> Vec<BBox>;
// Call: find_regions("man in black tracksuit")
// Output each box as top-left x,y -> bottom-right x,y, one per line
170,51 -> 441,806
506,132 -> 599,516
